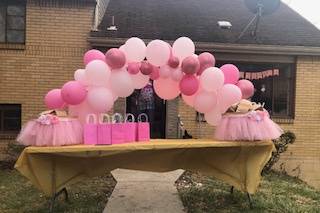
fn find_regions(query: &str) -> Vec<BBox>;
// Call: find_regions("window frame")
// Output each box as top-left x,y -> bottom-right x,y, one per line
0,0 -> 26,44
0,104 -> 22,136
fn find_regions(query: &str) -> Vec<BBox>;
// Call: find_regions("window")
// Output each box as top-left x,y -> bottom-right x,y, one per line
0,104 -> 21,135
0,1 -> 26,44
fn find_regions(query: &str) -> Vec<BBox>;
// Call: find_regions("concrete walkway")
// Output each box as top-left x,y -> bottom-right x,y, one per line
103,169 -> 185,213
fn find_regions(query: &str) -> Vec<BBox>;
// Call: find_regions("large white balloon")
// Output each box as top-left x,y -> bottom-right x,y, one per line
87,87 -> 114,112
123,37 -> 146,62
200,67 -> 224,92
146,40 -> 171,66
131,71 -> 150,89
110,68 -> 134,97
172,37 -> 195,61
74,69 -> 87,85
85,60 -> 111,86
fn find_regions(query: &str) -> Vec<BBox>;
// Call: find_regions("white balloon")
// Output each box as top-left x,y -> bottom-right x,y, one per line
172,37 -> 195,61
110,68 -> 134,97
123,37 -> 146,62
74,69 -> 87,85
146,40 -> 171,66
131,71 -> 150,89
200,67 -> 224,92
85,60 -> 111,86
87,87 -> 114,112
205,107 -> 222,126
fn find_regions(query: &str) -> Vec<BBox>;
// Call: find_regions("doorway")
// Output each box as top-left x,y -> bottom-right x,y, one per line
126,81 -> 166,138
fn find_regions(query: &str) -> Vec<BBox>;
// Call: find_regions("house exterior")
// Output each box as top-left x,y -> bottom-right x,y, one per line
1,0 -> 320,188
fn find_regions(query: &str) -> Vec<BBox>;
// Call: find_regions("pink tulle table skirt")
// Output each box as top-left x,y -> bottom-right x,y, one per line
214,111 -> 283,141
17,118 -> 83,146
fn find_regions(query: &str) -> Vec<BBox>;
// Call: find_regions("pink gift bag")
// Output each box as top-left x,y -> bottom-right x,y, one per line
124,113 -> 137,143
84,114 -> 98,145
137,113 -> 150,142
97,114 -> 112,145
111,113 -> 126,144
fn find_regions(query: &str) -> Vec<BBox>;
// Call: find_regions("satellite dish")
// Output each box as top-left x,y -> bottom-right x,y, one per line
237,0 -> 280,40
245,0 -> 280,15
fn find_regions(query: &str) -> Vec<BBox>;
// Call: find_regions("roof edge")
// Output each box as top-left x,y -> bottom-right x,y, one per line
88,37 -> 320,56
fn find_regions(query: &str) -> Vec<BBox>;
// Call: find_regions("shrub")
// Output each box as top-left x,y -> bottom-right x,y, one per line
262,131 -> 296,174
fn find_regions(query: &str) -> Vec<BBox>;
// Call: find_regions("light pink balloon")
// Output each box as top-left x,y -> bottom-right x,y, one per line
44,89 -> 65,109
83,49 -> 105,65
194,91 -> 217,113
153,77 -> 180,100
181,56 -> 200,75
131,71 -> 150,89
123,37 -> 146,62
218,84 -> 242,113
220,64 -> 240,84
105,48 -> 126,69
159,65 -> 172,78
182,94 -> 196,107
237,79 -> 254,99
85,60 -> 111,86
146,40 -> 171,66
150,66 -> 160,80
171,68 -> 183,81
197,52 -> 215,75
168,56 -> 180,68
172,37 -> 195,61
205,107 -> 222,126
140,61 -> 153,75
179,75 -> 199,96
110,68 -> 134,97
61,81 -> 87,105
74,69 -> 87,85
87,87 -> 114,112
127,62 -> 141,75
200,67 -> 224,92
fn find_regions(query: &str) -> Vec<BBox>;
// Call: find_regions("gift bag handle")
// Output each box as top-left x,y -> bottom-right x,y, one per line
138,113 -> 148,122
99,113 -> 111,124
125,113 -> 135,123
86,113 -> 97,124
112,113 -> 123,123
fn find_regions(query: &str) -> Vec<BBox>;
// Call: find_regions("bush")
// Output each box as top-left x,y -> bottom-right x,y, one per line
262,131 -> 296,174
0,142 -> 25,170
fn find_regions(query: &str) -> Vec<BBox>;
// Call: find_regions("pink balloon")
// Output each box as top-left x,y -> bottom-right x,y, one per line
194,91 -> 217,113
127,62 -> 141,75
197,52 -> 215,75
182,94 -> 196,107
237,79 -> 254,99
110,68 -> 134,97
200,67 -> 224,92
220,64 -> 240,84
44,89 -> 65,109
87,87 -> 114,112
124,37 -> 146,62
179,75 -> 199,96
154,77 -> 180,100
61,81 -> 87,105
140,61 -> 153,75
83,49 -> 105,65
181,56 -> 200,75
218,84 -> 242,113
74,69 -> 87,85
150,66 -> 160,80
205,107 -> 222,126
171,68 -> 183,81
146,40 -> 171,66
131,71 -> 150,89
105,48 -> 126,69
172,37 -> 195,61
159,65 -> 172,78
168,56 -> 180,68
85,60 -> 111,86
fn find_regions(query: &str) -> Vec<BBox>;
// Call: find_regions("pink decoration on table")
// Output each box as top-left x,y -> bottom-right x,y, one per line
124,113 -> 137,142
153,77 -> 180,100
149,66 -> 160,80
105,48 -> 126,69
83,49 -> 105,65
181,56 -> 200,75
136,113 -> 150,142
111,113 -> 126,144
220,64 -> 240,84
127,62 -> 141,75
140,61 -> 154,75
44,89 -> 65,109
84,114 -> 98,145
61,81 -> 87,105
237,79 -> 254,99
179,75 -> 199,96
197,52 -> 215,75
168,56 -> 180,68
97,114 -> 112,145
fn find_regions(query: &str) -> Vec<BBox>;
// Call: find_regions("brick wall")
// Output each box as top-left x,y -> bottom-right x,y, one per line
0,1 -> 95,159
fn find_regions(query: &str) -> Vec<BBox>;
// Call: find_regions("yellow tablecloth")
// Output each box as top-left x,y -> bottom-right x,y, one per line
14,139 -> 274,196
